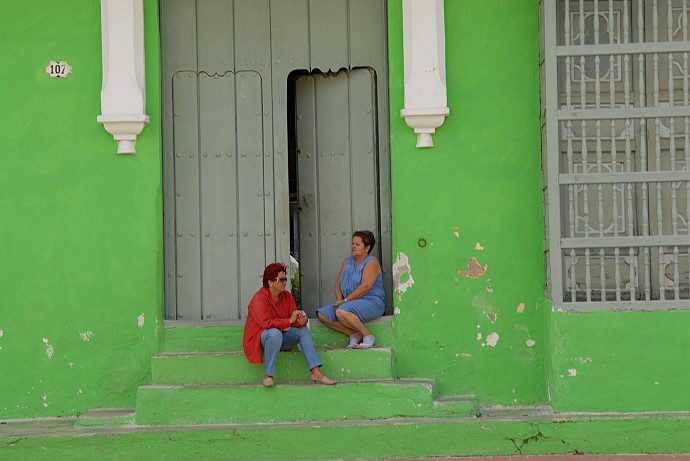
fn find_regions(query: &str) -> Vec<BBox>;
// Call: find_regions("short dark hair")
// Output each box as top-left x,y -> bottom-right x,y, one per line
263,262 -> 287,289
353,230 -> 376,254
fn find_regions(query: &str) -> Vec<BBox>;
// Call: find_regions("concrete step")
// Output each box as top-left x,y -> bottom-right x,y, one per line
135,379 -> 478,426
75,408 -> 135,427
162,316 -> 395,353
151,347 -> 396,385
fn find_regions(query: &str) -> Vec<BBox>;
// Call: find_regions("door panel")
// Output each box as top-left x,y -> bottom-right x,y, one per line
199,73 -> 238,320
172,71 -> 202,319
162,0 -> 390,320
296,70 -> 381,315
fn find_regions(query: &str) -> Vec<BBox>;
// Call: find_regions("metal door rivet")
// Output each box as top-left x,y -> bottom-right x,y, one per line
241,152 -> 246,157
228,232 -> 234,237
309,232 -> 314,236
340,152 -> 344,156
267,232 -> 271,236
265,191 -> 270,196
189,153 -> 195,158
176,153 -> 181,158
190,233 -> 195,237
257,192 -> 262,196
243,232 -> 249,237
176,192 -> 181,197
297,115 -> 302,120
177,273 -> 183,278
265,152 -> 270,157
177,232 -> 182,237
205,233 -> 210,237
203,153 -> 208,157
259,232 -> 263,237
216,153 -> 221,157
256,152 -> 261,157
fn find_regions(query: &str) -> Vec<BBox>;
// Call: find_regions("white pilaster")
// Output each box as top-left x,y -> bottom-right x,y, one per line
97,0 -> 149,154
400,0 -> 449,148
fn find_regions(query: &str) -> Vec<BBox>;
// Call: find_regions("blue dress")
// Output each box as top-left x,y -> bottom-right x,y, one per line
316,255 -> 385,323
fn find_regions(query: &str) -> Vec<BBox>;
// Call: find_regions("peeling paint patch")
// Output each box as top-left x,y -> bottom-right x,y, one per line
517,303 -> 525,313
526,339 -> 536,347
475,242 -> 484,250
486,332 -> 499,347
487,285 -> 493,293
392,252 -> 414,294
394,307 -> 401,315
452,227 -> 460,238
457,257 -> 487,279
137,314 -> 145,328
79,331 -> 93,342
42,338 -> 54,359
576,357 -> 593,364
568,368 -> 577,377
487,313 -> 497,323
0,329 -> 4,338
476,333 -> 483,340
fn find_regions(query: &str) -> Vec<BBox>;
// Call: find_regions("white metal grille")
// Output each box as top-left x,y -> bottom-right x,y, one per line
542,0 -> 690,310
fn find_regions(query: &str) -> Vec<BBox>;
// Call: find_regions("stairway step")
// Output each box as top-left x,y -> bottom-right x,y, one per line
162,316 -> 395,353
151,347 -> 396,385
135,379 -> 471,426
75,408 -> 136,427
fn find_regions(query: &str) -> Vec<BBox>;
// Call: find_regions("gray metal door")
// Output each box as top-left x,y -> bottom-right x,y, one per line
161,0 -> 390,321
295,69 -> 388,316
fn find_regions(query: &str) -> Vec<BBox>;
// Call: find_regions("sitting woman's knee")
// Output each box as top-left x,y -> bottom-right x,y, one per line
335,308 -> 351,321
265,328 -> 282,340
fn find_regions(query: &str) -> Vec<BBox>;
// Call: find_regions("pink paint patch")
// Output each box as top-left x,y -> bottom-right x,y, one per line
457,257 -> 487,279
487,313 -> 497,323
517,303 -> 525,313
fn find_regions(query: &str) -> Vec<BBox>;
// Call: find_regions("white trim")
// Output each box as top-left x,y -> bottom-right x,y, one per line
400,0 -> 449,148
97,0 -> 149,154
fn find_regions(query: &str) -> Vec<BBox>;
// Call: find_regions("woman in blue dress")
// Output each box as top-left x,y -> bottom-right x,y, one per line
316,230 -> 385,349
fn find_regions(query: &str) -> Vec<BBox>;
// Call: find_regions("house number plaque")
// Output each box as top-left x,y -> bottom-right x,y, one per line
45,61 -> 72,78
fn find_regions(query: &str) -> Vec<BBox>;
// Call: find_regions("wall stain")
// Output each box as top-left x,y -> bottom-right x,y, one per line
458,257 -> 487,279
393,252 -> 415,295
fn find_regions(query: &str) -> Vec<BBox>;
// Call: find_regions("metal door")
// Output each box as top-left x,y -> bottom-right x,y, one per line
294,69 -> 387,316
161,0 -> 390,320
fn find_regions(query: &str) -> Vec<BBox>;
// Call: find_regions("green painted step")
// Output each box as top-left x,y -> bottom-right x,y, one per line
135,379 -> 477,426
75,408 -> 136,428
162,316 -> 395,353
151,347 -> 396,385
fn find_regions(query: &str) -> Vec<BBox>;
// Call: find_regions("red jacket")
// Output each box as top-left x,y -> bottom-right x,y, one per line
242,287 -> 304,364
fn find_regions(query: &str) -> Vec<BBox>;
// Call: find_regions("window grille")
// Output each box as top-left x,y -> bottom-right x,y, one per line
541,0 -> 690,310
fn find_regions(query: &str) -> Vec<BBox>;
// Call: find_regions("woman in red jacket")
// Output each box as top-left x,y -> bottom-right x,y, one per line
243,262 -> 336,387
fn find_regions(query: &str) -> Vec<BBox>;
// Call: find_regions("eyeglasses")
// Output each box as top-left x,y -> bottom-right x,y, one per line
274,277 -> 288,282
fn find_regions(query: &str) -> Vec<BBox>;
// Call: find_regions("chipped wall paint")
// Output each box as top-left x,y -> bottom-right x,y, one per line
388,0 -> 547,406
0,0 -> 163,419
392,252 -> 415,296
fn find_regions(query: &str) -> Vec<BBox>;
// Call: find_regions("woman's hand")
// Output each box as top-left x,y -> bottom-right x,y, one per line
291,310 -> 308,325
334,298 -> 347,308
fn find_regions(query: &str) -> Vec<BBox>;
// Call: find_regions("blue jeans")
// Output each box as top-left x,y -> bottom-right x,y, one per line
260,327 -> 322,377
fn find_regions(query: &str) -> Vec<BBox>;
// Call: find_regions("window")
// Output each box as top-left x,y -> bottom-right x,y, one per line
541,0 -> 690,310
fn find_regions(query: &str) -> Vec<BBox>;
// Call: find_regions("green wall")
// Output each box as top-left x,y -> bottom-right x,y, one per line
2,0 -> 689,423
546,308 -> 690,412
388,0 -> 548,405
0,0 -> 163,419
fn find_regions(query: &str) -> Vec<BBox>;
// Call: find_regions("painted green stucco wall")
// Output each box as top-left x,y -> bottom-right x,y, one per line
546,308 -> 690,412
2,0 -> 689,426
387,0 -> 548,406
0,0 -> 163,419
